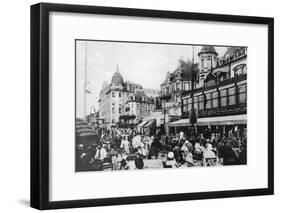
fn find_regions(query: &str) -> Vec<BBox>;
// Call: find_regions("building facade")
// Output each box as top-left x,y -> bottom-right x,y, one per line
126,90 -> 155,124
98,66 -> 158,127
181,46 -> 247,118
159,59 -> 198,120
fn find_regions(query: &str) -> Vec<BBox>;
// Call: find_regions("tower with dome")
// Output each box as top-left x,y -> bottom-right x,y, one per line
198,45 -> 218,87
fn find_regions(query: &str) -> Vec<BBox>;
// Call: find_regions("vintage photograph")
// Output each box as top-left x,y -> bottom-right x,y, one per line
75,40 -> 247,172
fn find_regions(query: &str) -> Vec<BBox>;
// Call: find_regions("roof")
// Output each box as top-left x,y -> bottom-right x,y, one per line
223,47 -> 242,59
111,71 -> 124,85
205,72 -> 217,82
161,60 -> 198,85
127,90 -> 154,104
198,45 -> 218,56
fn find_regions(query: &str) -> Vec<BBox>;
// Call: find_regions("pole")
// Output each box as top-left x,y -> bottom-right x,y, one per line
191,45 -> 194,111
191,45 -> 195,135
163,101 -> 166,135
84,41 -> 88,119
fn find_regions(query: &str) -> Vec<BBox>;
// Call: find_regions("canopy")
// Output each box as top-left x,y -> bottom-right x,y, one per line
143,119 -> 156,128
137,120 -> 149,128
75,120 -> 99,145
168,114 -> 247,127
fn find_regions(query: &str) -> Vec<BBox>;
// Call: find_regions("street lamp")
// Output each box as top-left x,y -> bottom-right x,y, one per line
189,45 -> 197,136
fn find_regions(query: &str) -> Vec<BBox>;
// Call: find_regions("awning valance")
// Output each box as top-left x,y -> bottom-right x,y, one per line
168,114 -> 247,127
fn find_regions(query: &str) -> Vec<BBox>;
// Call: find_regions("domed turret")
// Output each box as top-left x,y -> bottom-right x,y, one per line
198,46 -> 218,88
111,65 -> 124,85
198,46 -> 218,56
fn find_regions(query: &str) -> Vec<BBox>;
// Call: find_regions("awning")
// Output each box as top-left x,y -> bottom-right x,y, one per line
168,114 -> 247,127
143,119 -> 156,128
76,120 -> 98,137
137,120 -> 149,128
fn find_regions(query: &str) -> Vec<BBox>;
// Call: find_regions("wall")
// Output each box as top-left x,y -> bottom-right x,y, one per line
0,0 -> 279,213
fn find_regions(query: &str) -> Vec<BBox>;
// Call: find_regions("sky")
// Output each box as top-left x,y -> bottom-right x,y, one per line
76,40 -> 227,118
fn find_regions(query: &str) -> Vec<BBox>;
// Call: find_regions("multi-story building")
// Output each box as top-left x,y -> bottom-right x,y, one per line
168,46 -> 247,135
159,59 -> 198,122
98,66 -> 157,128
125,90 -> 155,124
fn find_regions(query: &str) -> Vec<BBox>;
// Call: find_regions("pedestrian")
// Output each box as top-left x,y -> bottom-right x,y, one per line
203,143 -> 216,166
120,136 -> 130,154
149,135 -> 162,159
109,147 -> 118,170
179,131 -> 184,140
120,153 -> 129,170
185,150 -> 194,167
94,144 -> 107,161
134,152 -> 144,169
216,139 -> 226,165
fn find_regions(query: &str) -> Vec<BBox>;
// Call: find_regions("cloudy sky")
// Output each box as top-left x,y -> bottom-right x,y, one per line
76,40 -> 227,118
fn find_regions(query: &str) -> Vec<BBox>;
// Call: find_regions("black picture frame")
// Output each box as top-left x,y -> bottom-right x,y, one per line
31,2 -> 274,210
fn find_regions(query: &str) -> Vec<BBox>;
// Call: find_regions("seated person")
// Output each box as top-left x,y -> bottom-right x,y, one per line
165,152 -> 179,168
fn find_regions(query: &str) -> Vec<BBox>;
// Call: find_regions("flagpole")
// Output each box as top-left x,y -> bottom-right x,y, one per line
84,41 -> 88,119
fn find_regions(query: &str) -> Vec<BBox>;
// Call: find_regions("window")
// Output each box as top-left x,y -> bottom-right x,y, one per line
205,93 -> 212,109
185,82 -> 189,91
183,99 -> 188,113
161,86 -> 165,94
228,87 -> 236,105
119,92 -> 122,97
212,91 -> 219,108
166,87 -> 169,93
185,98 -> 191,112
176,82 -> 181,91
112,107 -> 115,113
193,96 -> 198,110
119,104 -> 122,114
234,64 -> 247,76
199,95 -> 204,110
238,84 -> 247,104
220,89 -> 227,107
112,92 -> 115,97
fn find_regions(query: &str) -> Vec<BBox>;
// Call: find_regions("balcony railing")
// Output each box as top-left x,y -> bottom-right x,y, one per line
182,103 -> 247,119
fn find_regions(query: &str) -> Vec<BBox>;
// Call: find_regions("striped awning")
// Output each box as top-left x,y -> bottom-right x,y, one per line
137,120 -> 149,128
143,119 -> 156,128
168,114 -> 247,127
76,120 -> 97,137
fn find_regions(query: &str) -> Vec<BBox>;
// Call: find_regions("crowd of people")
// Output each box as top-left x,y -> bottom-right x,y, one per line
76,126 -> 247,172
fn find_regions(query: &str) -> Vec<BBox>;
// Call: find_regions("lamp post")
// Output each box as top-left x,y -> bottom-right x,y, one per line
189,45 -> 197,136
163,101 -> 166,135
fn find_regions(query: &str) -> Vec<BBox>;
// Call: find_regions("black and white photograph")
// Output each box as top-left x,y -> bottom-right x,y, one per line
75,40 -> 247,172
